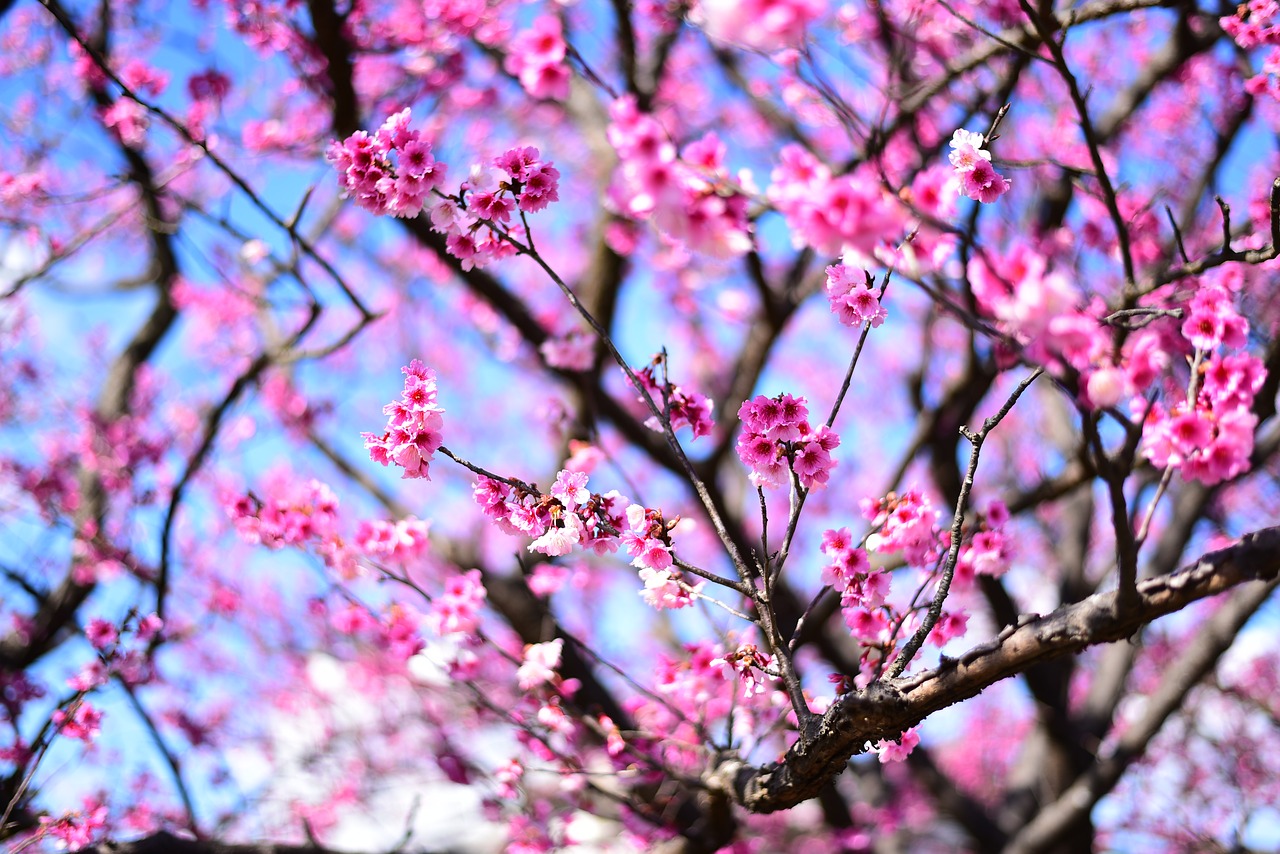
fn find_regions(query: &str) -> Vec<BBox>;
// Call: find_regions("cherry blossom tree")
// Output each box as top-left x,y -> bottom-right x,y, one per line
3,0 -> 1280,852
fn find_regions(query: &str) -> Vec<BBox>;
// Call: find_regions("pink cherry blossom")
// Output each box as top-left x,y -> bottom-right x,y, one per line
869,727 -> 920,763
84,618 -> 117,651
53,702 -> 103,744
949,127 -> 1011,203
363,359 -> 445,480
517,639 -> 564,690
38,802 -> 108,852
7,5 -> 1280,853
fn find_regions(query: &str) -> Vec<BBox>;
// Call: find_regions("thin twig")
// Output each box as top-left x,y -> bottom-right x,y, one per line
1018,0 -> 1136,289
1133,467 -> 1174,549
39,0 -> 374,321
887,367 -> 1043,678
116,676 -> 200,833
1215,195 -> 1232,253
1164,204 -> 1190,263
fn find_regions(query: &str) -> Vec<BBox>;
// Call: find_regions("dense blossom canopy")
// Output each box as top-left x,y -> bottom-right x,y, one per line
2,0 -> 1280,852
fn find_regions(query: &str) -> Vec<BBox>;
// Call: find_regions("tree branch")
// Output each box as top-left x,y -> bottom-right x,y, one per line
713,526 -> 1280,813
1002,577 -> 1278,854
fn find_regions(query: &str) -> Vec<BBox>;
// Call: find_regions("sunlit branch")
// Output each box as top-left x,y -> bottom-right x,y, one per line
716,526 -> 1280,813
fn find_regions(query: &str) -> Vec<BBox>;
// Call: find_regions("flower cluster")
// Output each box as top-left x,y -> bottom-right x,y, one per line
327,108 -> 446,217
820,527 -> 890,641
473,473 -> 701,609
429,145 -> 561,270
825,263 -> 887,329
623,504 -> 704,610
710,643 -> 775,699
355,517 -> 431,563
1180,281 -> 1250,351
861,489 -> 940,567
639,643 -> 740,770
492,146 -> 562,213
67,613 -> 163,696
229,479 -> 341,548
1084,328 -> 1171,410
102,98 -> 150,147
52,701 -> 103,744
1143,359 -> 1264,486
617,502 -> 673,571
228,475 -> 434,580
330,603 -> 425,661
821,491 -> 988,679
1138,282 -> 1263,485
76,409 -> 167,499
504,15 -> 570,100
38,801 -> 108,852
966,246 -> 1175,412
473,470 -> 620,557
517,639 -> 564,690
929,611 -> 970,647
692,0 -> 824,50
735,393 -> 840,490
362,359 -> 445,480
635,358 -> 714,440
967,246 -> 1088,368
949,128 -> 1010,204
328,602 -> 427,661
608,98 -> 752,258
92,59 -> 168,146
953,500 -> 1014,581
381,604 -> 425,661
427,569 -> 487,636
768,144 -> 901,257
1221,2 -> 1280,100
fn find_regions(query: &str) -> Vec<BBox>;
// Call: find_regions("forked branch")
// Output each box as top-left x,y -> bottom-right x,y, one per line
712,526 -> 1280,813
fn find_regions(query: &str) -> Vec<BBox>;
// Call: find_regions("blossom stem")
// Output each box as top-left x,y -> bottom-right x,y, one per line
513,239 -> 755,583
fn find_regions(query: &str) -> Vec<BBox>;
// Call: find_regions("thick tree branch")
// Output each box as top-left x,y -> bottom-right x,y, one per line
1002,577 -> 1278,854
305,0 -> 359,137
713,526 -> 1280,813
